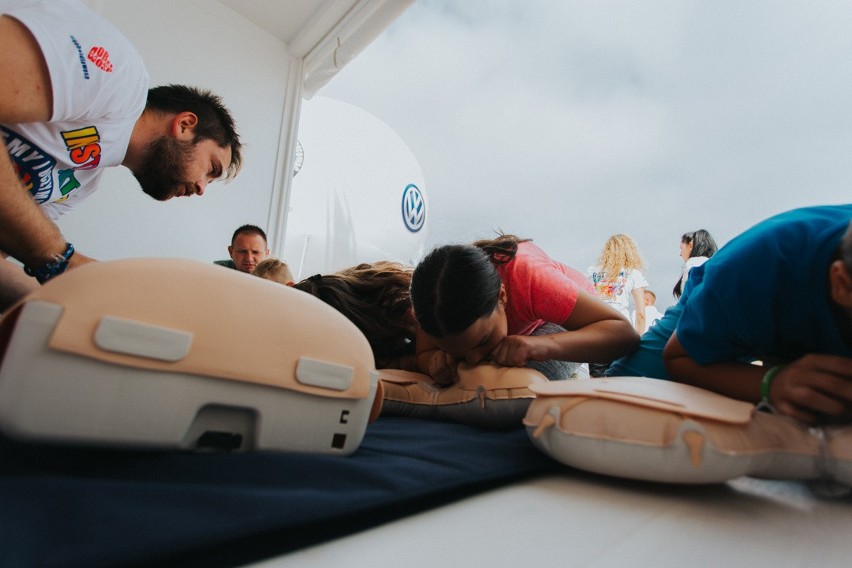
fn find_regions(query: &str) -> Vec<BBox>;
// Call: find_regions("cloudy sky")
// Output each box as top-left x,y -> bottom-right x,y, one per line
321,0 -> 852,309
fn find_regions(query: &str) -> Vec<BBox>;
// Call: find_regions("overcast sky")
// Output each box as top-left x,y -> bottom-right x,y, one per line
321,0 -> 852,308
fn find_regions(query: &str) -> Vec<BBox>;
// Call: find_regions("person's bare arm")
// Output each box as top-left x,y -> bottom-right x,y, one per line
489,291 -> 639,367
0,16 -> 93,271
631,286 -> 646,334
663,332 -> 764,400
664,332 -> 852,424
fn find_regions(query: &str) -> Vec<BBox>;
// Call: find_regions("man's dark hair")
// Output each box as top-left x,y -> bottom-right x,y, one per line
146,84 -> 242,179
231,224 -> 267,246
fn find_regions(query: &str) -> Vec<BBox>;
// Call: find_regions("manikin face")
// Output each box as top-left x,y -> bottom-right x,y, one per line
431,288 -> 509,366
679,239 -> 694,262
135,137 -> 232,201
228,233 -> 269,273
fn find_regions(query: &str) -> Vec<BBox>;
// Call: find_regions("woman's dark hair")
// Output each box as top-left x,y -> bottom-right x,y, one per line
293,262 -> 414,366
687,229 -> 718,259
411,234 -> 528,337
673,229 -> 718,298
472,233 -> 528,264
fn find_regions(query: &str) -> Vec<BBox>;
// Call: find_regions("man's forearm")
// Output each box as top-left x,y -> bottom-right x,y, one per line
663,333 -> 763,402
0,147 -> 67,267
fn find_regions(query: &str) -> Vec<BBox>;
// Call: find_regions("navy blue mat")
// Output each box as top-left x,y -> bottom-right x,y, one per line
0,418 -> 560,568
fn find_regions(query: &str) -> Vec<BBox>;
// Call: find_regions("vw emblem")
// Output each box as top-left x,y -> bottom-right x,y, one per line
401,184 -> 425,233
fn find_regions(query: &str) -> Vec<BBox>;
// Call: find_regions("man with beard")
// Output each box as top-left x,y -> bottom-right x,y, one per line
0,0 -> 242,312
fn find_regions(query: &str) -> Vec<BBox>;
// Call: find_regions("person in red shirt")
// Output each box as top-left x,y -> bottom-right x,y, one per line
411,234 -> 639,384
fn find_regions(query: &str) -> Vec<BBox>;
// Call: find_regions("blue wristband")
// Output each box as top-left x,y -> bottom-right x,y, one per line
24,243 -> 75,284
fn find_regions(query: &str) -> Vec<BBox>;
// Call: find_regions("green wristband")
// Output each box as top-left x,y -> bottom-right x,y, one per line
760,365 -> 784,403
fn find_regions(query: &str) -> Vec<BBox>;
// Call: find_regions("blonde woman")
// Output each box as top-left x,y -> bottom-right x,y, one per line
586,234 -> 649,336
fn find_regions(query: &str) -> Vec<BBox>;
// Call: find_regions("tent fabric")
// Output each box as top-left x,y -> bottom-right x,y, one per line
0,417 -> 560,568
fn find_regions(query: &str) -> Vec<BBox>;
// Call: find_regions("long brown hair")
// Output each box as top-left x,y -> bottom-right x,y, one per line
472,233 -> 530,265
293,261 -> 414,366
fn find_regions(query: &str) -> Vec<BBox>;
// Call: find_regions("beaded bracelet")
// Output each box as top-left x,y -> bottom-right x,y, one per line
760,364 -> 784,405
24,242 -> 75,284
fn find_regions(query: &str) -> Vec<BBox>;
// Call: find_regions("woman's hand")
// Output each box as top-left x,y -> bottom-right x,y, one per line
426,350 -> 459,386
489,334 -> 550,367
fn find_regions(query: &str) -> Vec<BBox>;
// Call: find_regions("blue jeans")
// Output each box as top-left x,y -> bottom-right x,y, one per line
525,322 -> 589,380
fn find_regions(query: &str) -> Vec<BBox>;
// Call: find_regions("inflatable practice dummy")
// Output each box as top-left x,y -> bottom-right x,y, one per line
0,259 -> 380,454
380,363 -> 548,430
525,377 -> 852,486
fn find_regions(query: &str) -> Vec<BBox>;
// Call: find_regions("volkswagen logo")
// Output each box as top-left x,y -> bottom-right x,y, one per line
401,184 -> 425,233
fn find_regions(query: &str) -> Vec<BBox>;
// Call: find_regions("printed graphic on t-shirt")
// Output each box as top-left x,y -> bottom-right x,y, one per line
69,37 -> 117,77
590,271 -> 626,302
69,35 -> 91,80
62,126 -> 102,170
87,45 -> 114,72
2,126 -> 83,204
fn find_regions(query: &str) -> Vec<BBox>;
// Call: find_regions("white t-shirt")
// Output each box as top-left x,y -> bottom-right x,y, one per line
586,266 -> 649,318
1,0 -> 148,219
680,256 -> 709,290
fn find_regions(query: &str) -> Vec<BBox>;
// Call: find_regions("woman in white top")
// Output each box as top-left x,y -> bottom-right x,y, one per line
587,234 -> 649,335
673,229 -> 718,299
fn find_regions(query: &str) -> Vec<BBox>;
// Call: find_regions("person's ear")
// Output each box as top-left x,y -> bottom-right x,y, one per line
227,245 -> 234,258
498,283 -> 508,309
170,111 -> 199,140
829,260 -> 852,308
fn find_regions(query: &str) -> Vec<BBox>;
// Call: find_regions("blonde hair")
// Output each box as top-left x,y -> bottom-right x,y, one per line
596,234 -> 646,279
252,258 -> 294,284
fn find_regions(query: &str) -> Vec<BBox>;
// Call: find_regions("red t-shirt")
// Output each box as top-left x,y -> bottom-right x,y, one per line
495,242 -> 593,335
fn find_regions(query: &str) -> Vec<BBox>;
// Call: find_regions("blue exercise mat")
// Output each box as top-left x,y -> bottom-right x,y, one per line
0,417 -> 560,567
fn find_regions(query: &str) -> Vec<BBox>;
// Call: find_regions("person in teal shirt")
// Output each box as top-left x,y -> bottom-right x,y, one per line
608,204 -> 852,425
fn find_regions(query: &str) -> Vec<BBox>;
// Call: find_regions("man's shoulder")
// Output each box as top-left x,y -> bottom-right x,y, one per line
214,259 -> 236,269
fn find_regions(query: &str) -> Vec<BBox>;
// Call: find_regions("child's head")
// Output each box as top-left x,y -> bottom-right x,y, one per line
411,244 -> 508,365
644,289 -> 657,306
252,258 -> 294,285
